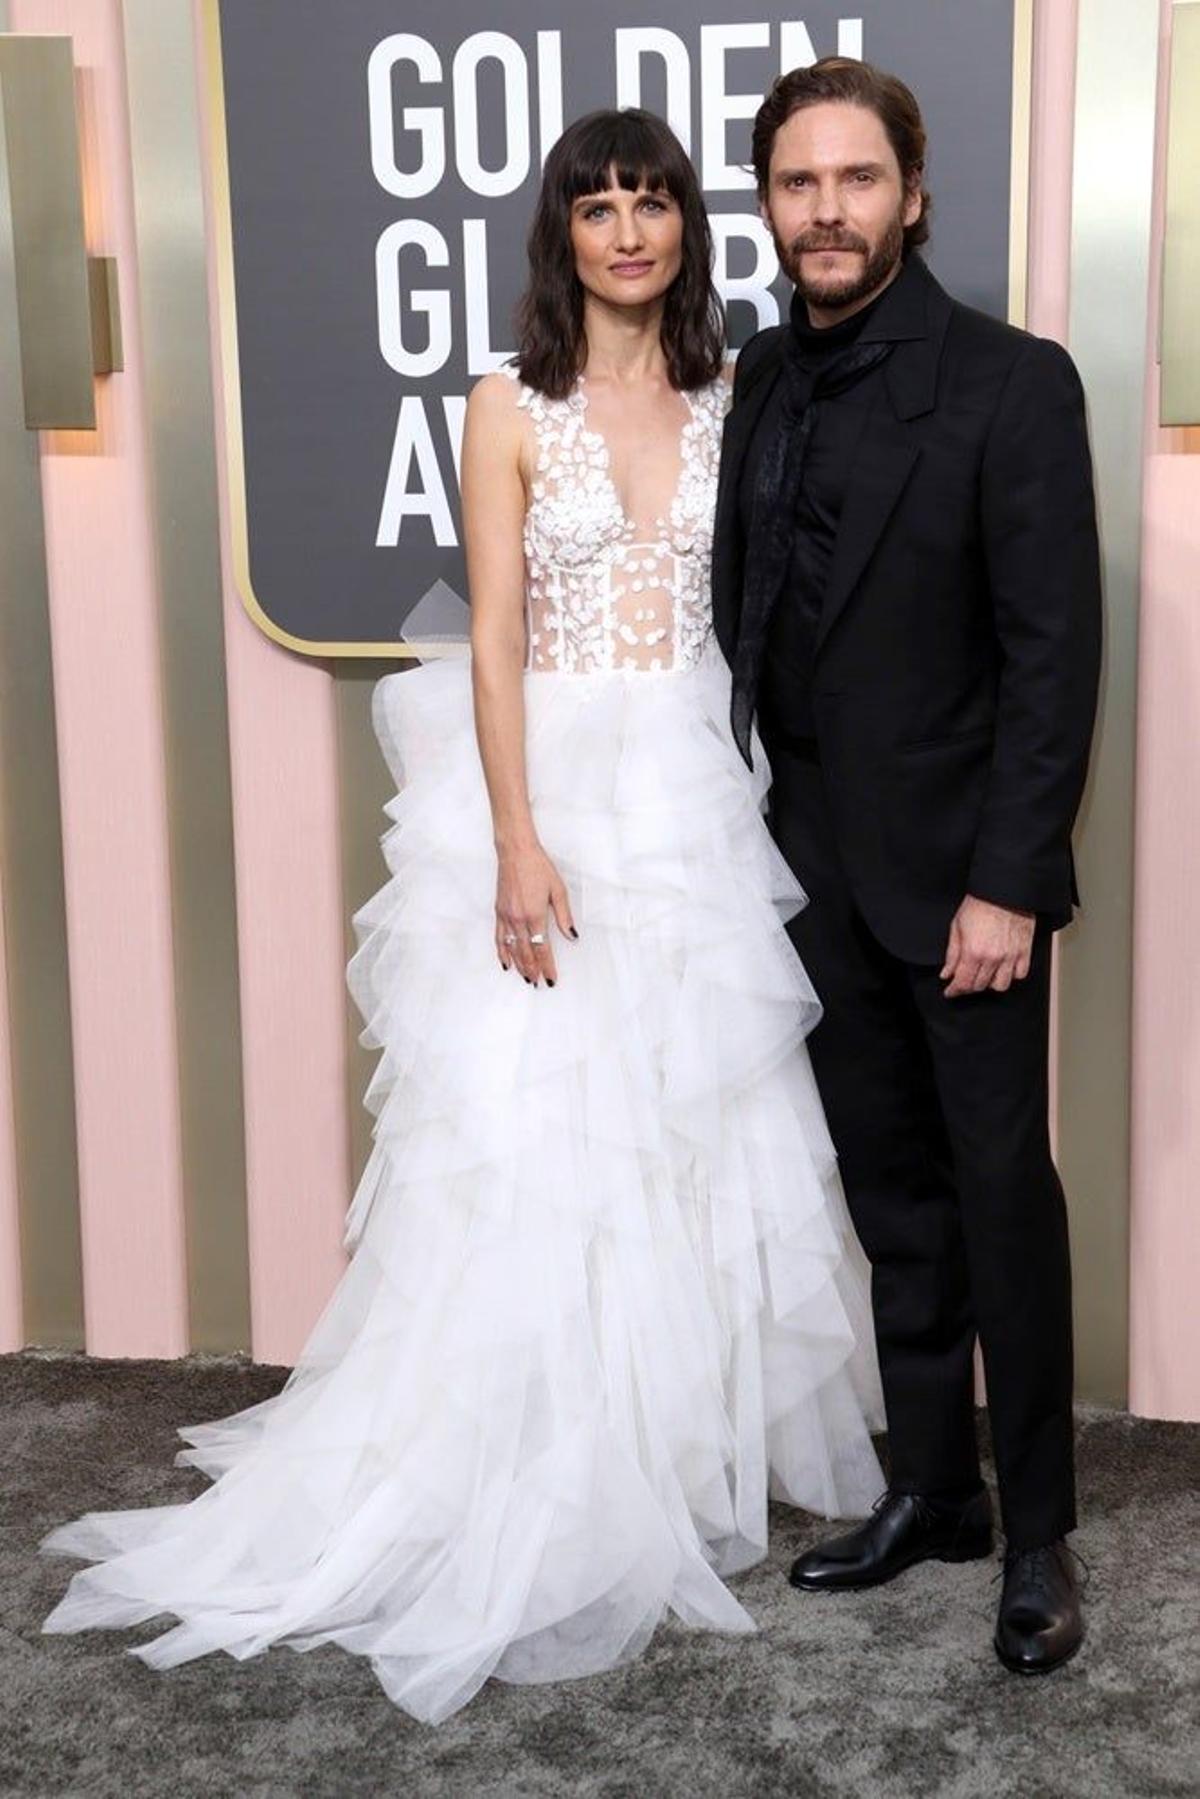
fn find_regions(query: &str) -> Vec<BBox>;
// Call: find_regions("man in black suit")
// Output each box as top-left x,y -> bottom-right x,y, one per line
712,58 -> 1101,1674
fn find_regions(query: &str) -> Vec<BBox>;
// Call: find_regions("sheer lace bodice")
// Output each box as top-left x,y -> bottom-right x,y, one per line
503,367 -> 728,675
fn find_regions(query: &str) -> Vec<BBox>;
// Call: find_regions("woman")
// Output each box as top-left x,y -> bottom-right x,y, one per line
39,109 -> 884,1725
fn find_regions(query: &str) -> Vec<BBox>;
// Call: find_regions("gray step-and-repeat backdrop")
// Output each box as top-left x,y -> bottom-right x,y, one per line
207,1 -> 1023,653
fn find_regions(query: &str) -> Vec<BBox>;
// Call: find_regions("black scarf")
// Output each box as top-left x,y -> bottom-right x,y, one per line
730,330 -> 894,766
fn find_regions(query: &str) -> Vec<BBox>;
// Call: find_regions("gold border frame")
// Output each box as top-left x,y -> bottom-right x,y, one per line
201,0 -> 439,657
202,0 -> 1037,659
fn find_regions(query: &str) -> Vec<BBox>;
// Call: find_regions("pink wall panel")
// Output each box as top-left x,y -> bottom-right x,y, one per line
1131,454 -> 1200,1421
1128,0 -> 1200,1422
194,4 -> 352,1366
9,0 -> 188,1355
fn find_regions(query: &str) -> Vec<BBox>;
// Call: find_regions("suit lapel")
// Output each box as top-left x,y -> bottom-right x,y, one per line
711,343 -> 784,639
815,265 -> 952,656
714,258 -> 955,662
815,415 -> 921,655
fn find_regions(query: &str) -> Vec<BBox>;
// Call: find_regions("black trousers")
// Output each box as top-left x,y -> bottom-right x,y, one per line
766,741 -> 1076,1551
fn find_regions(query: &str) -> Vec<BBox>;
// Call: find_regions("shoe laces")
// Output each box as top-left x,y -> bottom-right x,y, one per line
871,1487 -> 936,1524
991,1540 -> 1092,1593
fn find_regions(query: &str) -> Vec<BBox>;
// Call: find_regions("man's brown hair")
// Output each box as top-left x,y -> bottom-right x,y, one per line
751,57 -> 932,252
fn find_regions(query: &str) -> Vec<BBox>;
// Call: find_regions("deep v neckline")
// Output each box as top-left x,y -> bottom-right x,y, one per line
573,376 -> 697,543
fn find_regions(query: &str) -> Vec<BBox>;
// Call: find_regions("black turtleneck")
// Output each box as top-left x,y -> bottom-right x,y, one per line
789,273 -> 893,367
739,262 -> 908,744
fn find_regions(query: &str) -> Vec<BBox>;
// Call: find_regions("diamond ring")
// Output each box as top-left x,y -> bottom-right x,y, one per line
529,932 -> 546,945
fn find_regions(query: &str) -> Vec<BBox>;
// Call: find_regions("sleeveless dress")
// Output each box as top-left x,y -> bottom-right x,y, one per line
39,371 -> 885,1725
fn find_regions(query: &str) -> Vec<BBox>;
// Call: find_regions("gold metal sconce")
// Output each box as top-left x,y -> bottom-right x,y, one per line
0,33 -> 122,429
1161,3 -> 1200,427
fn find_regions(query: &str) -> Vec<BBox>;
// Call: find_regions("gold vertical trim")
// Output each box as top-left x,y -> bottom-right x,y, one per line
122,0 -> 250,1352
1007,0 -> 1034,328
1057,0 -> 1160,1406
0,4 -> 84,1348
1160,1 -> 1200,425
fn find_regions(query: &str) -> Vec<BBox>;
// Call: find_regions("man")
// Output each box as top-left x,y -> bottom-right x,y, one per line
712,58 -> 1101,1674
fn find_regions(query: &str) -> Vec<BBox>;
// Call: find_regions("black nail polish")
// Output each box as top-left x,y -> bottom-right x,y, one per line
547,979 -> 556,988
569,927 -> 579,940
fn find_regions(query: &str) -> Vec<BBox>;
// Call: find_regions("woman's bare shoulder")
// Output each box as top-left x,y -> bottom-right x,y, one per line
467,367 -> 523,421
465,370 -> 532,470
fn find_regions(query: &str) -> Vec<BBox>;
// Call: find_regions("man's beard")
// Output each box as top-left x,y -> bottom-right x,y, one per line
774,208 -> 906,310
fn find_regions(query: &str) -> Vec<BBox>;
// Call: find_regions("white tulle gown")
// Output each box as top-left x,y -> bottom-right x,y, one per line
40,368 -> 885,1723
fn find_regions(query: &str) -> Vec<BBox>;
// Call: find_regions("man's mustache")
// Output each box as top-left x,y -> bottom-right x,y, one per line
790,232 -> 869,255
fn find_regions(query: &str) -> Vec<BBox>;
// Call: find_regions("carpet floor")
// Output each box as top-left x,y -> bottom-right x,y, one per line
3,1352 -> 1197,1798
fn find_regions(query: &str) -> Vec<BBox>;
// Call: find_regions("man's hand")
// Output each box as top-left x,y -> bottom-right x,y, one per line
941,895 -> 1036,998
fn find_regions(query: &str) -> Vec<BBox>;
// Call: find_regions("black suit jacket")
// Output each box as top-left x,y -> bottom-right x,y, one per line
712,254 -> 1103,964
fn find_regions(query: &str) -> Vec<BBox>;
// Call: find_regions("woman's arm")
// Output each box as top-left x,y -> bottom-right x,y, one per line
461,373 -> 576,987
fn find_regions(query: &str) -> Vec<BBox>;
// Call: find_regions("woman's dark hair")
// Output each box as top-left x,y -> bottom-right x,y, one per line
514,108 -> 725,399
751,58 -> 932,254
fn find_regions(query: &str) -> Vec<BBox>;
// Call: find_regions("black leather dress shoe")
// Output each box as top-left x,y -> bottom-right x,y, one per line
994,1539 -> 1084,1673
788,1487 -> 994,1592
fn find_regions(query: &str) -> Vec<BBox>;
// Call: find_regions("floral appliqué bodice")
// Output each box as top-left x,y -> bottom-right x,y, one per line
502,367 -> 728,675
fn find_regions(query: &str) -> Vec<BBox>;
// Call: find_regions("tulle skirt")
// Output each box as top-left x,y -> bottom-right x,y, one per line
40,638 -> 885,1723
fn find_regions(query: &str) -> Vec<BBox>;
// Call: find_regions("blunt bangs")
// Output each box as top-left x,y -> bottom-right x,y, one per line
556,113 -> 680,207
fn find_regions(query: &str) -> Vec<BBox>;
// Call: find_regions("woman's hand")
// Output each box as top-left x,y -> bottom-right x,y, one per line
495,841 -> 577,986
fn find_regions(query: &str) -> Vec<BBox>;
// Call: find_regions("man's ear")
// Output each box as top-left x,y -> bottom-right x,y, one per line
902,173 -> 924,231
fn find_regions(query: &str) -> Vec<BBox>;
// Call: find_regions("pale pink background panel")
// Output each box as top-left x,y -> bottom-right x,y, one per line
1128,0 -> 1200,1424
10,0 -> 189,1355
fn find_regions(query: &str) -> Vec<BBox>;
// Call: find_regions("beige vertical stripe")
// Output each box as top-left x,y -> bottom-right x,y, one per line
121,0 -> 249,1352
1007,0 -> 1034,329
0,5 -> 84,1348
1058,0 -> 1160,1404
1159,2 -> 1200,426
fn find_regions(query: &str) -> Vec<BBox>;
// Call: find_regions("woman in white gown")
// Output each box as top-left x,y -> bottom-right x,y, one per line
40,108 -> 884,1724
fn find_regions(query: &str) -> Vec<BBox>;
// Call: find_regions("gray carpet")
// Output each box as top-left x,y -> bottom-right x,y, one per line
3,1351 -> 1197,1799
